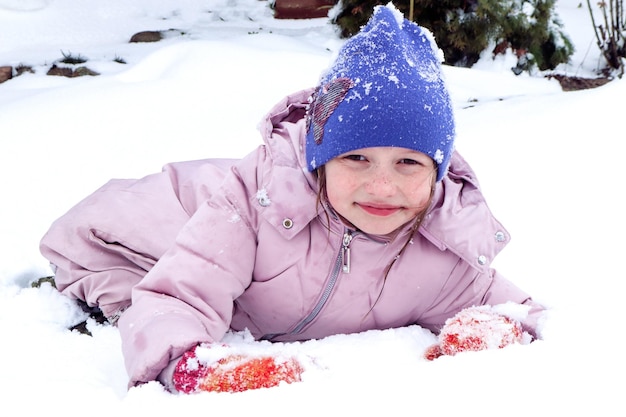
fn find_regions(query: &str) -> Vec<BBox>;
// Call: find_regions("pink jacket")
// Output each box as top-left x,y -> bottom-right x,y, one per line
40,89 -> 543,387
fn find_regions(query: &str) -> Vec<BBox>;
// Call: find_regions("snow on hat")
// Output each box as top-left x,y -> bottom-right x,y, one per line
305,3 -> 455,181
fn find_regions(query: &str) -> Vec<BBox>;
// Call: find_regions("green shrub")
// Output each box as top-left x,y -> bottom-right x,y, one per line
333,0 -> 574,72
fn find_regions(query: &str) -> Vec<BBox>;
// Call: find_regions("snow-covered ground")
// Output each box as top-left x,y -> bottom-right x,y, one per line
1,1 -> 624,415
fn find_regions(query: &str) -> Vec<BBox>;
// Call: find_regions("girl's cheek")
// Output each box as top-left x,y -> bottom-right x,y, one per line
409,183 -> 433,205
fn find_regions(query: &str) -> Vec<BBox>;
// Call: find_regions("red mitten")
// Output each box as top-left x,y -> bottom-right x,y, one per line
425,306 -> 524,360
172,344 -> 303,393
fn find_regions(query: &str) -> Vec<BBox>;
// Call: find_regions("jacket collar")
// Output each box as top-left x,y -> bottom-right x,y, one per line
420,151 -> 510,272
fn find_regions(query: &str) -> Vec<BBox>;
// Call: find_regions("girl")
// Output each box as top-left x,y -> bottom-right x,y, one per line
40,4 -> 544,392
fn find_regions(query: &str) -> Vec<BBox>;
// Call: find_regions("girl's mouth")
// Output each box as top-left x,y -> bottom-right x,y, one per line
358,203 -> 400,217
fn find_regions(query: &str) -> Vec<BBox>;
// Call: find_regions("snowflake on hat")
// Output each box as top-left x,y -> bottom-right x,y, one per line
424,305 -> 531,360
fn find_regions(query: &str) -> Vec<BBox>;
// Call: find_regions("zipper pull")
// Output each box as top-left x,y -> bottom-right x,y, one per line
342,231 -> 353,273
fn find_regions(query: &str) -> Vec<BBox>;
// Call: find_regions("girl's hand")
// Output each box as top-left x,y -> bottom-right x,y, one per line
172,344 -> 303,393
424,305 -> 526,360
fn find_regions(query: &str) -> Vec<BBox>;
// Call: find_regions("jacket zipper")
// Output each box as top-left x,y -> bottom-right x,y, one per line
341,231 -> 353,273
290,229 -> 353,334
261,229 -> 353,340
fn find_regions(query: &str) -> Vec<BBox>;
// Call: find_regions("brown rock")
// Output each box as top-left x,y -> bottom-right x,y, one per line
548,74 -> 611,91
129,31 -> 163,43
73,66 -> 100,77
47,65 -> 75,77
0,66 -> 12,84
47,64 -> 99,78
273,0 -> 336,19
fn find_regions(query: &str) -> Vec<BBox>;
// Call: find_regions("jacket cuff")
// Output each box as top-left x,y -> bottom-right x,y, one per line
157,355 -> 182,393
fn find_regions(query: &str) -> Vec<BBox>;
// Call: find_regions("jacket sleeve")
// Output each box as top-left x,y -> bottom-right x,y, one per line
117,150 -> 266,387
39,173 -> 189,319
417,151 -> 545,337
480,268 -> 545,338
414,258 -> 544,338
38,159 -> 233,320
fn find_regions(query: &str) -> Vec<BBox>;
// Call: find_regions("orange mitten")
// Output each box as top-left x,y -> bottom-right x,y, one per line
173,344 -> 303,393
425,306 -> 524,360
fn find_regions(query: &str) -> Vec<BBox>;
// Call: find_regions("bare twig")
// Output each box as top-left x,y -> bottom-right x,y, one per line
586,0 -> 625,72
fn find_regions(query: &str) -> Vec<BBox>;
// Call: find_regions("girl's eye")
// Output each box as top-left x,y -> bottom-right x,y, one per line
399,158 -> 420,165
344,154 -> 367,162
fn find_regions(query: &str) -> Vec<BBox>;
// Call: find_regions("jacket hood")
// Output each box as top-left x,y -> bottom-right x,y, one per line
257,88 -> 315,176
248,88 -> 323,240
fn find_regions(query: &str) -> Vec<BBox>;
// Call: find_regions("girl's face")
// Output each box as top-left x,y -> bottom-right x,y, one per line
324,146 -> 435,236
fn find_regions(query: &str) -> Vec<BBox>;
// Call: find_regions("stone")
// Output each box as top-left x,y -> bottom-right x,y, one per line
273,0 -> 336,19
0,66 -> 12,84
129,31 -> 163,43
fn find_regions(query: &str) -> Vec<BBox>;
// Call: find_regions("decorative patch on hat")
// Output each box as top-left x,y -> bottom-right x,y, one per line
307,77 -> 354,145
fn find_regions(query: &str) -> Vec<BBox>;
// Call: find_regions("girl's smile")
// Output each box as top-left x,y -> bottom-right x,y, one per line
357,203 -> 400,217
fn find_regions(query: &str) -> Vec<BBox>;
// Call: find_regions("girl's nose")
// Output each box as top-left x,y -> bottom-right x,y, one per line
363,167 -> 396,197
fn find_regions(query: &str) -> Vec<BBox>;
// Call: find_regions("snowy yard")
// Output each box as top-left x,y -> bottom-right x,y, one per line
0,0 -> 624,415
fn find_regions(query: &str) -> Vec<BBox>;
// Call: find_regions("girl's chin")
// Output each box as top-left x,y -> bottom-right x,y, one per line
353,219 -> 405,236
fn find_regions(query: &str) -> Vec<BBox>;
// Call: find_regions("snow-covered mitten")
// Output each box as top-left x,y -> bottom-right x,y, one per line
424,306 -> 524,360
172,344 -> 303,393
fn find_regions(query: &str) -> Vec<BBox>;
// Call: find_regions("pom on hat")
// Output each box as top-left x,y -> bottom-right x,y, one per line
172,344 -> 304,394
424,306 -> 525,360
305,3 -> 455,181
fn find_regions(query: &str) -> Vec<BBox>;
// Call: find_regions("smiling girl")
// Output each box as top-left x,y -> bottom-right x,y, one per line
40,4 -> 545,393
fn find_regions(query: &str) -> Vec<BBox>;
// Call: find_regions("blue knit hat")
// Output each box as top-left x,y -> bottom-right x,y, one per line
305,3 -> 455,181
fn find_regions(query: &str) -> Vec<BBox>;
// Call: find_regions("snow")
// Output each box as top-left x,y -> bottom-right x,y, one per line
0,0 -> 624,415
